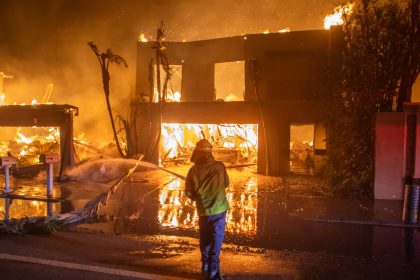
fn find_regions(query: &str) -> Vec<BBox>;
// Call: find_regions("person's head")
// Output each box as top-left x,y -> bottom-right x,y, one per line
190,139 -> 214,163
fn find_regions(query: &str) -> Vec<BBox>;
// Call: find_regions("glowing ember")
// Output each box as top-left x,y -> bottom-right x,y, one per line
167,90 -> 181,102
224,94 -> 241,102
7,127 -> 60,165
152,89 -> 182,103
0,93 -> 5,105
16,128 -> 33,145
278,28 -> 290,33
324,3 -> 354,30
138,33 -> 148,43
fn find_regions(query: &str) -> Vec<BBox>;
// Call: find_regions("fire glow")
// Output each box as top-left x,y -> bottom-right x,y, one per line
158,176 -> 258,235
160,123 -> 258,165
324,3 -> 354,30
0,91 -> 61,165
0,188 -> 61,219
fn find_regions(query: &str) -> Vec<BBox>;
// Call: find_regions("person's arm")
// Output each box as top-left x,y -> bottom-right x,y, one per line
185,168 -> 197,201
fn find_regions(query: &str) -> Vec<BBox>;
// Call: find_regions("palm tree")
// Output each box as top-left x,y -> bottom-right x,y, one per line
88,42 -> 128,157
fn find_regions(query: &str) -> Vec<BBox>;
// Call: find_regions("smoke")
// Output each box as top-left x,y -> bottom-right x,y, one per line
0,0 -> 343,146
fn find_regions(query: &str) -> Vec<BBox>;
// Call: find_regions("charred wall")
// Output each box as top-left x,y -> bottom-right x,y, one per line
131,29 -> 342,175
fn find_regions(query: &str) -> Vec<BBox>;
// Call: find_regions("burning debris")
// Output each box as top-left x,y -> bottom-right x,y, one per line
160,123 -> 258,166
0,90 -> 81,177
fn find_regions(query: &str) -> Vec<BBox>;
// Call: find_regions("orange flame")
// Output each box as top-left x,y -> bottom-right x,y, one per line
160,123 -> 258,165
324,3 -> 354,30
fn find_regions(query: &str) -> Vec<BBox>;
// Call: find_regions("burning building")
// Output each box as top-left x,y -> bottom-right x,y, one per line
0,74 -> 78,173
0,104 -> 78,173
131,28 -> 343,176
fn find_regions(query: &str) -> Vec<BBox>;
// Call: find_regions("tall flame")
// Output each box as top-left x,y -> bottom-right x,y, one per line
324,3 -> 354,30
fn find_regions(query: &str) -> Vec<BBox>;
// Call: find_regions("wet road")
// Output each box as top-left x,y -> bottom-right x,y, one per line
1,162 -> 420,279
0,260 -> 152,280
70,166 -> 420,262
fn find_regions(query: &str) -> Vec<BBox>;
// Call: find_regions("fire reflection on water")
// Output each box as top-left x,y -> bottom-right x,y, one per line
0,182 -> 61,220
158,175 -> 257,235
0,198 -> 60,220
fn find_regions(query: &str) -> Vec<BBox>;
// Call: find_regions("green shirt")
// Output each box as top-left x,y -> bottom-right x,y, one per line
185,160 -> 230,216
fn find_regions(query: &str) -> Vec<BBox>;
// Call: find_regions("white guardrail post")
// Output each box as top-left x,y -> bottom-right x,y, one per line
39,153 -> 60,197
0,156 -> 16,194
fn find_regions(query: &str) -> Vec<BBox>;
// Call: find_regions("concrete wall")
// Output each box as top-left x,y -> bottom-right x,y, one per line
406,104 -> 420,179
374,113 -> 406,200
375,105 -> 420,200
135,30 -> 332,103
132,29 -> 339,175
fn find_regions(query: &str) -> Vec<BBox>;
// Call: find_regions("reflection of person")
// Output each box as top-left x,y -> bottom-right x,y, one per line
185,139 -> 230,280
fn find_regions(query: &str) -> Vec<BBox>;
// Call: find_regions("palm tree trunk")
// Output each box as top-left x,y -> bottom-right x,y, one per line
102,67 -> 124,157
105,93 -> 125,157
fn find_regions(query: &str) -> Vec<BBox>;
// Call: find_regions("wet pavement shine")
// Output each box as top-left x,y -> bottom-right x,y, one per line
0,161 -> 420,279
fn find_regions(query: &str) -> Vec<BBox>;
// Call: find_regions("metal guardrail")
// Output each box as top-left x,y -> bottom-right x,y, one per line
1,153 -> 60,197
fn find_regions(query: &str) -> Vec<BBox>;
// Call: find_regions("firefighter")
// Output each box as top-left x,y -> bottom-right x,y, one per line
185,139 -> 230,280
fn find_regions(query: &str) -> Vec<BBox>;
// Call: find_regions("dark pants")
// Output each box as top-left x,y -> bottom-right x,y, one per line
199,211 -> 226,279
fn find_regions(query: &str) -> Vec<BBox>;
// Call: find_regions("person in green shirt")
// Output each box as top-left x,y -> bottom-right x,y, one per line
185,139 -> 230,280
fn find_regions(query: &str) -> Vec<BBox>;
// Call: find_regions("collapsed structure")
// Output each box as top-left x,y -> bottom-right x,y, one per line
131,29 -> 343,176
0,104 -> 78,173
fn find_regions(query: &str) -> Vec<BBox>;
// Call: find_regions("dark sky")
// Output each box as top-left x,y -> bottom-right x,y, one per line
0,0 -> 375,143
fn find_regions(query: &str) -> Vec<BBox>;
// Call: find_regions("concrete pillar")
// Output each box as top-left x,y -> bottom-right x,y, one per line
244,60 -> 257,101
59,112 -> 75,172
257,122 -> 268,175
277,121 -> 291,175
258,119 -> 290,176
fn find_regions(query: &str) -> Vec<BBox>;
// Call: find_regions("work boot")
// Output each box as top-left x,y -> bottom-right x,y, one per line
201,263 -> 209,280
208,271 -> 227,280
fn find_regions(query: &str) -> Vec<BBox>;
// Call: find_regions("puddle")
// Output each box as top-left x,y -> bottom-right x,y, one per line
0,174 -> 90,220
74,165 -> 420,262
0,197 -> 61,219
1,163 -> 418,263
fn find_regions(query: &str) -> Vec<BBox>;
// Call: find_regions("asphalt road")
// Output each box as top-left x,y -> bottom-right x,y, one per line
0,230 -> 419,280
0,260 -> 150,280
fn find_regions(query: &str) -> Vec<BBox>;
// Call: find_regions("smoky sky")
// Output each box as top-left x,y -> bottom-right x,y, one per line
0,0 -> 347,144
